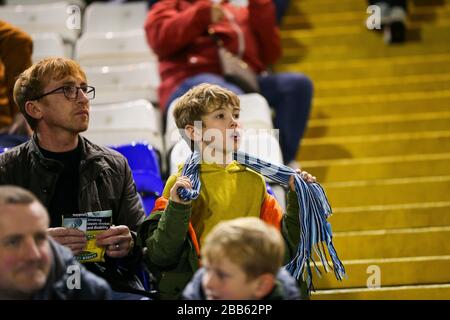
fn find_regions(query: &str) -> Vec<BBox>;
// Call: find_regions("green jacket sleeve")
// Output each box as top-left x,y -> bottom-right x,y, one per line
138,199 -> 192,268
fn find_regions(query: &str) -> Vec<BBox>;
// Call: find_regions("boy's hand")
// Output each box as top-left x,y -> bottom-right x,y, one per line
289,170 -> 317,191
170,176 -> 193,205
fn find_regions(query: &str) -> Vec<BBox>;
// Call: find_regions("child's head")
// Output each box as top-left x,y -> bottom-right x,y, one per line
173,84 -> 242,162
201,217 -> 285,300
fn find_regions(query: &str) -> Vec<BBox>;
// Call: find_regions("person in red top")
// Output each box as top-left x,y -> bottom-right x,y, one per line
144,0 -> 313,167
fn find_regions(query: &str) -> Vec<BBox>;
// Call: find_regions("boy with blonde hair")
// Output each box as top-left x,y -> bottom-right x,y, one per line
137,83 -> 315,299
183,217 -> 300,300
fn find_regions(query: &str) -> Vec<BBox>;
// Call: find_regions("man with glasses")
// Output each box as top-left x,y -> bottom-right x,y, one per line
0,57 -> 148,300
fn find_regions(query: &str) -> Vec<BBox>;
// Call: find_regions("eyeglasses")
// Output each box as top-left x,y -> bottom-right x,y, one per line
32,85 -> 95,101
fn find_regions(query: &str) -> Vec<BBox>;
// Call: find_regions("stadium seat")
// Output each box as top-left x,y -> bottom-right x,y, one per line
31,32 -> 70,63
0,2 -> 80,43
239,93 -> 274,131
110,142 -> 164,215
83,1 -> 147,34
164,98 -> 182,156
169,139 -> 191,175
85,62 -> 160,104
240,132 -> 286,210
82,99 -> 164,163
75,30 -> 157,66
5,0 -> 84,6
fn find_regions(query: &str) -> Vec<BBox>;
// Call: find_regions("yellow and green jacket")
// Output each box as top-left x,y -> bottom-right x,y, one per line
137,162 -> 302,300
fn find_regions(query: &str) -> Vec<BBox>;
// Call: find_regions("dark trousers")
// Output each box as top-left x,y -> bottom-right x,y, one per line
368,0 -> 407,10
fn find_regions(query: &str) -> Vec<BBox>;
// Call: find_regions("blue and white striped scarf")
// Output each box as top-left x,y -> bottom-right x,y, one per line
178,150 -> 346,291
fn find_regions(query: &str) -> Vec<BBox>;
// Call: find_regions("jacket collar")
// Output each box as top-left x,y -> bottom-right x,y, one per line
29,134 -> 104,167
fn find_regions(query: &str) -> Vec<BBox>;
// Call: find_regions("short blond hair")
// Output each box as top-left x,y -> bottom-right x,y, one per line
173,83 -> 240,129
202,217 -> 285,280
13,57 -> 87,129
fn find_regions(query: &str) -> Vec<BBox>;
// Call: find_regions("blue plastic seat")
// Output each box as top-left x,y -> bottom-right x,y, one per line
110,142 -> 164,215
266,182 -> 275,197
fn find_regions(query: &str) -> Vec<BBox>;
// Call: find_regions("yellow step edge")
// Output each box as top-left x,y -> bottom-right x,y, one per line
325,179 -> 450,207
323,175 -> 450,189
306,160 -> 450,184
329,204 -> 450,232
308,111 -> 450,127
281,20 -> 450,39
284,53 -> 450,71
302,130 -> 450,145
313,90 -> 450,107
301,152 -> 450,168
331,227 -> 450,260
285,9 -> 450,26
313,256 -> 450,290
333,225 -> 450,238
333,201 -> 450,214
313,73 -> 450,90
312,283 -> 450,300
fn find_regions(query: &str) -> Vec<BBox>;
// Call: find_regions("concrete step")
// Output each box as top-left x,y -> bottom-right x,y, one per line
323,175 -> 450,208
315,79 -> 450,98
309,91 -> 450,119
283,43 -> 450,63
331,226 -> 450,260
311,73 -> 450,98
281,20 -> 450,50
305,112 -> 450,138
278,52 -> 450,79
314,256 -> 450,290
298,131 -> 450,161
329,201 -> 450,232
312,283 -> 450,300
284,3 -> 450,30
289,0 -> 450,15
302,153 -> 450,183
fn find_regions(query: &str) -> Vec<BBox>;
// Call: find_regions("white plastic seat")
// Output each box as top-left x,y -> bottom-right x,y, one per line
85,62 -> 160,104
31,33 -> 69,63
75,30 -> 157,66
0,2 -> 80,43
238,131 -> 283,166
5,0 -> 84,6
239,93 -> 273,131
164,98 -> 182,155
169,139 -> 192,175
238,131 -> 285,210
83,1 -> 148,34
83,99 -> 164,157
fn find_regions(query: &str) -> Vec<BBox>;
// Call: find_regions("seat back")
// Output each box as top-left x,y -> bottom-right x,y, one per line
0,2 -> 80,42
83,99 -> 164,156
83,1 -> 148,34
75,30 -> 156,66
110,143 -> 164,215
31,32 -> 69,63
239,93 -> 273,130
85,62 -> 160,104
